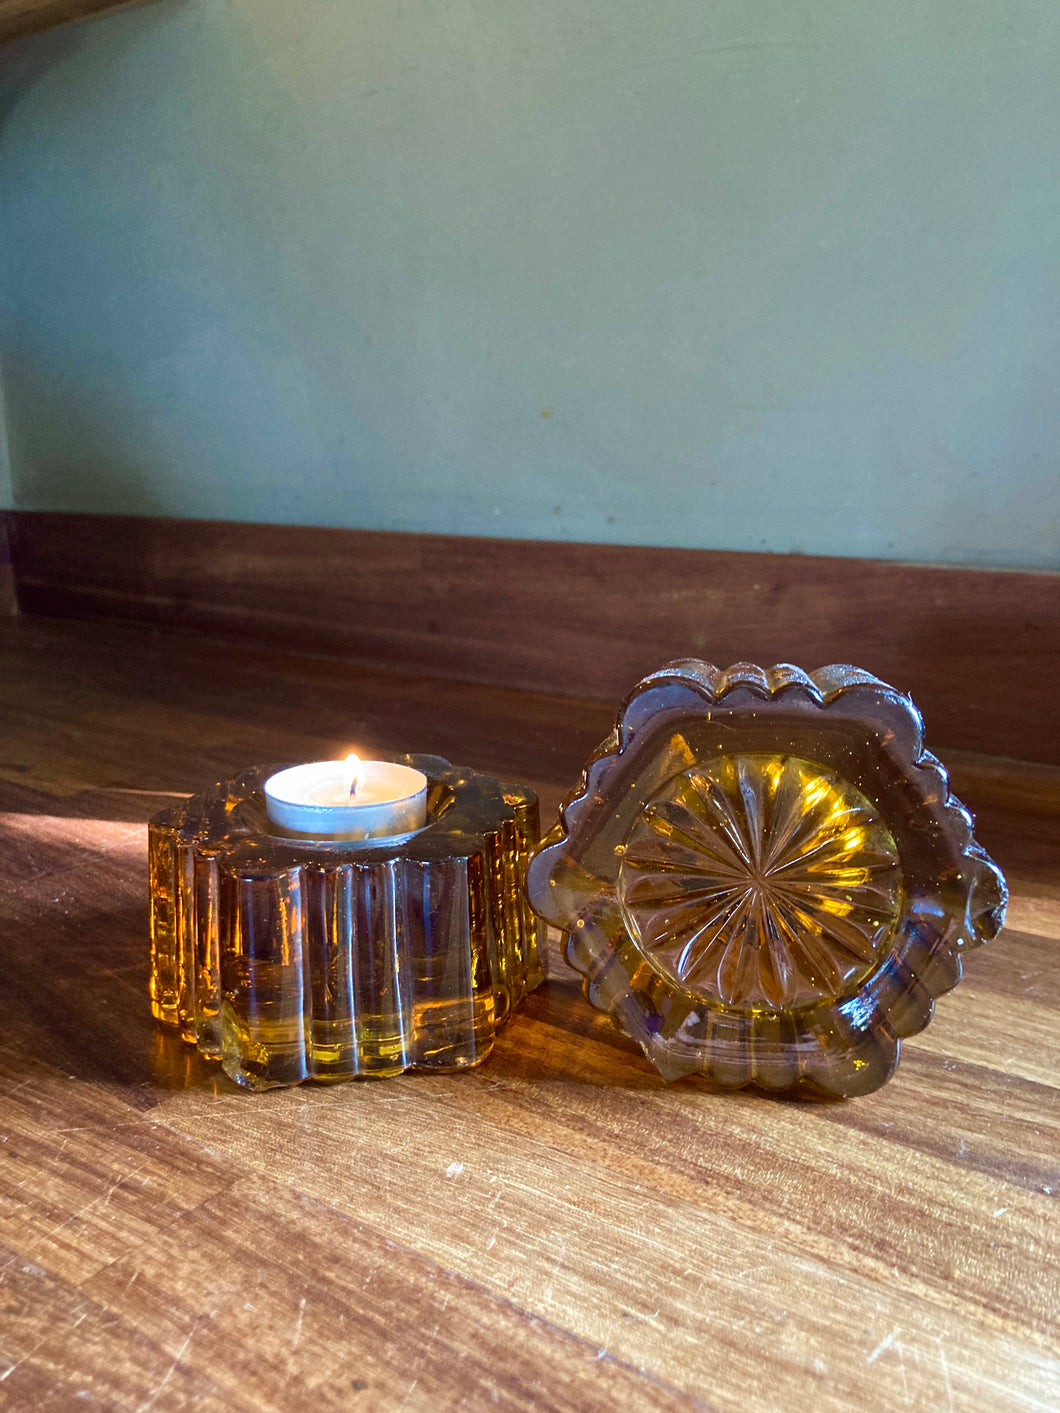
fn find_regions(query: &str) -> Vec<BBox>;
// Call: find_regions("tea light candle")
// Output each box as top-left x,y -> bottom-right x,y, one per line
264,754 -> 428,840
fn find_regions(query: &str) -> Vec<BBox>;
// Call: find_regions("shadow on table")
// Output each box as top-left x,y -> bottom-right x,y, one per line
1,898 -> 232,1099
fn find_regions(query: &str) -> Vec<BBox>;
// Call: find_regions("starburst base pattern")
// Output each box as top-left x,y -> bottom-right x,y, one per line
526,661 -> 1008,1098
618,755 -> 903,1011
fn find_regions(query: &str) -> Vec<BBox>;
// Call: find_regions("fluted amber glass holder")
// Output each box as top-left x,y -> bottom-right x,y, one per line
526,662 -> 1007,1098
149,755 -> 545,1090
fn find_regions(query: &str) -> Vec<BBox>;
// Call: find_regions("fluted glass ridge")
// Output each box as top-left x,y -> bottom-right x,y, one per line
150,755 -> 545,1089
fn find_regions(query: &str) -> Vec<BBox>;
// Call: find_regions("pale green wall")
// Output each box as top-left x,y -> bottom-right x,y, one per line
1,0 -> 1058,566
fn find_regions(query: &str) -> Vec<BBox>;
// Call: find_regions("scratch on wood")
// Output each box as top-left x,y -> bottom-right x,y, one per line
0,1335 -> 50,1382
290,1296 -> 306,1353
937,1339 -> 955,1413
135,1319 -> 201,1412
867,1328 -> 900,1364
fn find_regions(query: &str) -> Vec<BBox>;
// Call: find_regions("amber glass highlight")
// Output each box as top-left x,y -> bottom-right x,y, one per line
618,754 -> 904,1010
149,757 -> 545,1089
527,662 -> 1007,1098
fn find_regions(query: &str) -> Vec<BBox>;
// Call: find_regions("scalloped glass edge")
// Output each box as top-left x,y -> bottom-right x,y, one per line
150,755 -> 546,1089
526,661 -> 1008,1099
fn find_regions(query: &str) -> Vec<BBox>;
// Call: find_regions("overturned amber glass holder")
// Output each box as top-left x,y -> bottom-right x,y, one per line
527,662 -> 1007,1098
149,755 -> 545,1090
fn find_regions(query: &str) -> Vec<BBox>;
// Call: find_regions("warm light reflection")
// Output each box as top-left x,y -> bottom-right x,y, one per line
0,811 -> 145,842
0,786 -> 191,828
618,754 -> 904,1009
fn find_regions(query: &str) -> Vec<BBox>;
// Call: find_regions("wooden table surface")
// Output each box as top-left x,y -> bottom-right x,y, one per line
1,616 -> 1057,1412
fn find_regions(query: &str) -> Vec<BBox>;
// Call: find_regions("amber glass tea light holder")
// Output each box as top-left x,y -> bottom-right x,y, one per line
526,661 -> 1007,1098
149,754 -> 545,1090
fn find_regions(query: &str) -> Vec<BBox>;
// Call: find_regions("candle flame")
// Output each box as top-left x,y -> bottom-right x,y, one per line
343,752 -> 361,801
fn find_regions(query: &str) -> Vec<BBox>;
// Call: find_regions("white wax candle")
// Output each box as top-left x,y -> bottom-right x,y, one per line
264,755 -> 428,840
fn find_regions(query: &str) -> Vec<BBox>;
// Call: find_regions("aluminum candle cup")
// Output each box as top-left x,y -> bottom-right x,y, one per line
264,758 -> 428,840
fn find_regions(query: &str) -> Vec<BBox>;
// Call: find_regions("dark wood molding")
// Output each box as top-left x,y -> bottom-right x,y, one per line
0,0 -> 147,43
0,511 -> 17,617
10,510 -> 1059,763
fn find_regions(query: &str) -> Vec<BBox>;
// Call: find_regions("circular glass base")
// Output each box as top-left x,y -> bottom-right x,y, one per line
619,754 -> 903,1010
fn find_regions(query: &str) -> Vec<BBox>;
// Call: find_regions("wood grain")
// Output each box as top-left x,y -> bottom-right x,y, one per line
0,0 -> 146,42
0,616 -> 1057,1411
0,513 -> 15,619
9,511 -> 1059,764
